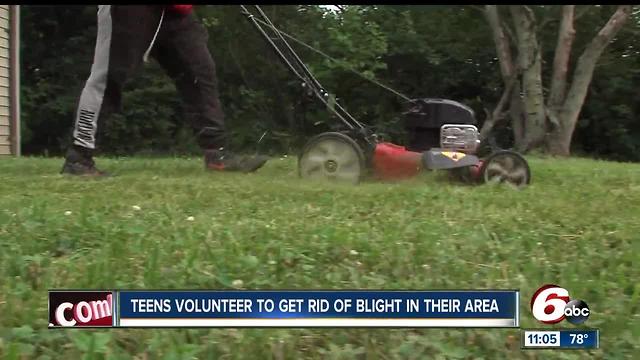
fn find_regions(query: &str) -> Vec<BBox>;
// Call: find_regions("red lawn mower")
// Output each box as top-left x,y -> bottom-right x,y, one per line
241,5 -> 531,188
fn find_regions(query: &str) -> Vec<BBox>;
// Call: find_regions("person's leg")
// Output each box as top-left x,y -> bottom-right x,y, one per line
62,5 -> 164,175
152,11 -> 268,172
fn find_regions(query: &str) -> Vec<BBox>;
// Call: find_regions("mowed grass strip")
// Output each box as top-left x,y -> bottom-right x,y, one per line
0,156 -> 638,359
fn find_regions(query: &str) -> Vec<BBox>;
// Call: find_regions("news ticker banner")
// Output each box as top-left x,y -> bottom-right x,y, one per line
522,330 -> 599,350
49,290 -> 519,328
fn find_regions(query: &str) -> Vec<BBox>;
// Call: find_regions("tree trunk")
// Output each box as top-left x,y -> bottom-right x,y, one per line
546,5 -> 632,155
484,6 -> 514,83
545,112 -> 577,156
510,83 -> 525,146
548,5 -> 576,110
510,6 -> 547,152
484,5 -> 525,149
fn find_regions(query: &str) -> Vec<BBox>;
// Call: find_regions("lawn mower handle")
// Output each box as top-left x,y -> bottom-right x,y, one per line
239,5 -> 373,143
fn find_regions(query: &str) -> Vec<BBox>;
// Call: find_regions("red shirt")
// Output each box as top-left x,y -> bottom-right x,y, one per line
169,5 -> 193,14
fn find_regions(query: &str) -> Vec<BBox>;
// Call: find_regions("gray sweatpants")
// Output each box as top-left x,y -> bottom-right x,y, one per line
72,5 -> 227,153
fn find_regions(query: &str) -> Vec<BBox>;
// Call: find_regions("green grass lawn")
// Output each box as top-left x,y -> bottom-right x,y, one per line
0,155 -> 638,359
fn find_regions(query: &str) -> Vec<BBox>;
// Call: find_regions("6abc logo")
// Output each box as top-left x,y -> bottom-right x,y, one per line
530,284 -> 590,325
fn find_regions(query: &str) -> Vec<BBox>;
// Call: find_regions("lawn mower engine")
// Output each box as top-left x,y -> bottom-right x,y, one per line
372,99 -> 483,180
371,98 -> 531,187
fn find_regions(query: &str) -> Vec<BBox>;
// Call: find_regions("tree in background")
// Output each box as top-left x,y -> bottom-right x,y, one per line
482,5 -> 634,156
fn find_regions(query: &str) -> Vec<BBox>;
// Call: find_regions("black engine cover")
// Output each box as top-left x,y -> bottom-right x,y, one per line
403,98 -> 476,152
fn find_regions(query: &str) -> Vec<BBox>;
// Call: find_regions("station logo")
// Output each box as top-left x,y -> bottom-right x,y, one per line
530,284 -> 590,325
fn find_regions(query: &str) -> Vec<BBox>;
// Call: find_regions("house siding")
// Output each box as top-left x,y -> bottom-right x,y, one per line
0,4 -> 11,155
